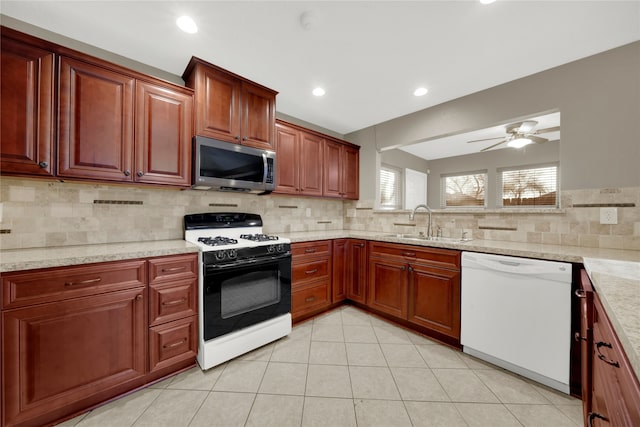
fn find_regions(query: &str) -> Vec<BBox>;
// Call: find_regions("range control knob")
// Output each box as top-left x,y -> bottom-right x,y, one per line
267,245 -> 275,253
227,249 -> 237,259
215,251 -> 226,260
276,244 -> 284,253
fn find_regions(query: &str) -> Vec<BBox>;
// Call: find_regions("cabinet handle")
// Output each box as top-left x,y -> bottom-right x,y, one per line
124,170 -> 131,176
574,332 -> 587,342
595,341 -> 620,367
38,161 -> 48,168
162,298 -> 187,307
305,248 -> 317,253
162,266 -> 186,273
163,338 -> 187,349
137,171 -> 144,177
305,296 -> 316,303
136,294 -> 143,301
575,289 -> 587,298
65,277 -> 101,286
587,412 -> 607,427
305,269 -> 318,275
402,252 -> 416,257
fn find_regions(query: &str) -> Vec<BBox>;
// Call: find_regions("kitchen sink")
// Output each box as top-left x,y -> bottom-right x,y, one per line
388,233 -> 473,243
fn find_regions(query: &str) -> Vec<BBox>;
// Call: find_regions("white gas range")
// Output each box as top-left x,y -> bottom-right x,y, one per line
184,212 -> 292,370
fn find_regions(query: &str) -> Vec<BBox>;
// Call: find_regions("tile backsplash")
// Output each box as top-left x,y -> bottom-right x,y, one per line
344,187 -> 640,251
0,177 -> 638,251
0,178 -> 343,250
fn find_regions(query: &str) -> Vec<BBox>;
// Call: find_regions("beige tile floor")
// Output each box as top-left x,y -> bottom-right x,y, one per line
57,306 -> 583,427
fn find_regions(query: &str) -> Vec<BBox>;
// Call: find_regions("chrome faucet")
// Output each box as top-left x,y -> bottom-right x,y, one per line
409,204 -> 432,238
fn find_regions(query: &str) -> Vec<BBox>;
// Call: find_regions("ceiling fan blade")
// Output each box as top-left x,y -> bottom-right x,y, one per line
467,136 -> 505,144
529,135 -> 548,144
534,126 -> 560,134
517,120 -> 538,134
480,140 -> 506,151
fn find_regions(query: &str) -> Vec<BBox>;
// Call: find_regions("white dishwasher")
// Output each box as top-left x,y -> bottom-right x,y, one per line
461,251 -> 572,393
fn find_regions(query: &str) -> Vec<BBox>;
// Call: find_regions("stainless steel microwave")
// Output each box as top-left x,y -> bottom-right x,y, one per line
192,136 -> 276,194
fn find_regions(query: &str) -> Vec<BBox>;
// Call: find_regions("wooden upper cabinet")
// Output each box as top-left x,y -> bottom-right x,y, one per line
274,120 -> 323,196
135,81 -> 193,186
0,33 -> 55,176
323,139 -> 359,200
299,132 -> 324,196
58,56 -> 135,181
183,57 -> 277,150
275,122 -> 299,194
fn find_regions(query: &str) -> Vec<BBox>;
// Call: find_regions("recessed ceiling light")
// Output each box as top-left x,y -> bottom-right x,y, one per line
479,0 -> 496,4
312,87 -> 326,96
176,16 -> 198,34
413,87 -> 428,97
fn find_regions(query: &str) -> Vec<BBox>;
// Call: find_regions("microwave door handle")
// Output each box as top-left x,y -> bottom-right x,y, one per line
262,153 -> 268,182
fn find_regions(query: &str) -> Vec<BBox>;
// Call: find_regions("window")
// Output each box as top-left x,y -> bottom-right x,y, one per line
379,164 -> 403,210
499,164 -> 558,207
441,171 -> 487,207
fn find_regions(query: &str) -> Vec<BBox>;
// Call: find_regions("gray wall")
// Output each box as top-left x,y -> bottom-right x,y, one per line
380,150 -> 429,173
347,41 -> 640,201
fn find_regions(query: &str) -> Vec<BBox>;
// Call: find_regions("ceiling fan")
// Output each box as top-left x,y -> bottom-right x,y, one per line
467,120 -> 560,152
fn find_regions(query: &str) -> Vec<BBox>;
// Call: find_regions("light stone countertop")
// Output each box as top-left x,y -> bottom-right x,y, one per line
0,240 -> 199,273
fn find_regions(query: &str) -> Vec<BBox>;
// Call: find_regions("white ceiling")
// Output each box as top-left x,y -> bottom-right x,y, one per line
400,111 -> 560,160
2,1 -> 639,141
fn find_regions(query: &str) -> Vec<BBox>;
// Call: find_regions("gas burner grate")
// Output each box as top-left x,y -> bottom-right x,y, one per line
197,236 -> 238,246
240,233 -> 279,242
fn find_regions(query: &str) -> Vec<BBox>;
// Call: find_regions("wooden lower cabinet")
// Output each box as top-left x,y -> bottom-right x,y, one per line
291,241 -> 333,322
0,254 -> 198,427
2,288 -> 147,427
367,241 -> 461,344
580,270 -> 640,426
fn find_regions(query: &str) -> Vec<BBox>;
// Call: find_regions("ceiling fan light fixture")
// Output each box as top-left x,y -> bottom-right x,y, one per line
312,87 -> 326,97
479,0 -> 496,4
176,16 -> 198,34
507,137 -> 533,148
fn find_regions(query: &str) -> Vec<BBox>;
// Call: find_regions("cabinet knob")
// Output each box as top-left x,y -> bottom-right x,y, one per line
574,332 -> 586,342
124,170 -> 131,176
136,294 -> 143,301
575,289 -> 587,298
137,171 -> 144,177
235,135 -> 241,141
38,161 -> 48,168
242,136 -> 248,141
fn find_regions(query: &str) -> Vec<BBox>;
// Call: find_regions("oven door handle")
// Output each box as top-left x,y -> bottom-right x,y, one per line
205,253 -> 291,272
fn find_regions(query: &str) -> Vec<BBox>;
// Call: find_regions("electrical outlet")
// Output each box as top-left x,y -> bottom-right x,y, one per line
600,207 -> 618,225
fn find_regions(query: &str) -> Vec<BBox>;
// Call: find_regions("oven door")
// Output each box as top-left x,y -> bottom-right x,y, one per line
203,254 -> 291,341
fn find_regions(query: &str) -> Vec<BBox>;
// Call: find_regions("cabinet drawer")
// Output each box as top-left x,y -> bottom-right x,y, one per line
292,280 -> 331,318
368,242 -> 460,270
293,258 -> 330,283
2,260 -> 146,309
149,278 -> 197,326
149,315 -> 198,372
292,240 -> 332,258
148,254 -> 198,284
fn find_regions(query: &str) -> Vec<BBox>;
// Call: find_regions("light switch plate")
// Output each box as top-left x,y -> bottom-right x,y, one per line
600,207 -> 618,225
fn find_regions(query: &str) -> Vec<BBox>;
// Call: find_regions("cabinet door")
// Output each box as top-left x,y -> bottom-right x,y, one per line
241,82 -> 276,150
135,81 -> 193,186
407,264 -> 461,339
299,132 -> 324,196
347,240 -> 367,304
342,145 -> 360,200
323,140 -> 342,198
579,270 -> 595,425
58,56 -> 134,181
275,122 -> 299,194
1,36 -> 55,176
332,239 -> 347,302
194,64 -> 241,143
367,256 -> 407,319
2,288 -> 146,427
